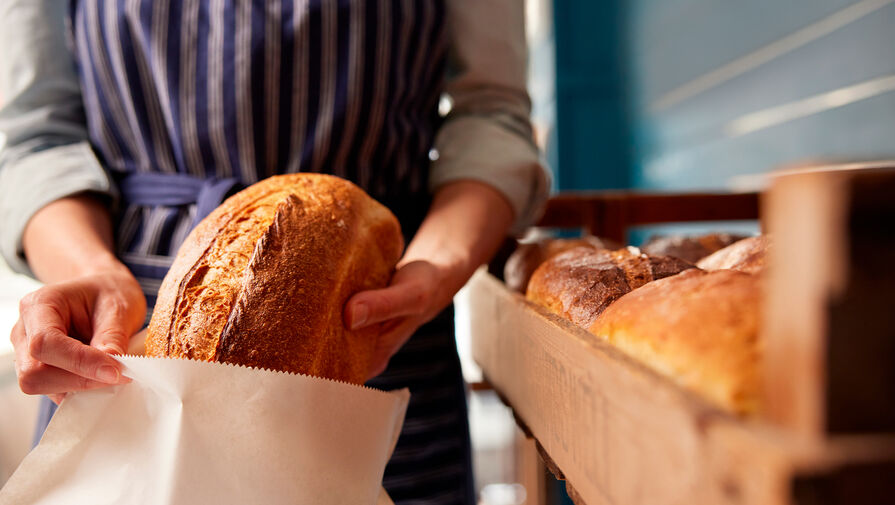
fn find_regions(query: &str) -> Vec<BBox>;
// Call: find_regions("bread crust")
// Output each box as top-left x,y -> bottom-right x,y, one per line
642,233 -> 748,263
696,235 -> 769,275
145,174 -> 403,384
525,246 -> 694,328
588,269 -> 761,414
504,236 -> 620,293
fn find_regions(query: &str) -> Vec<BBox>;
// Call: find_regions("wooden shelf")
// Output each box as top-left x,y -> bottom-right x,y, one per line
537,191 -> 760,243
469,166 -> 895,505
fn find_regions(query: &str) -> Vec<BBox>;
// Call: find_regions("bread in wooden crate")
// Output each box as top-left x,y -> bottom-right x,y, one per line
504,235 -> 621,293
526,246 -> 694,329
589,269 -> 761,414
697,235 -> 769,275
641,232 -> 748,263
524,236 -> 769,414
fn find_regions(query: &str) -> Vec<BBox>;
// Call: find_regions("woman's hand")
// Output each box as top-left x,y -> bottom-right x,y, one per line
345,260 -> 458,378
12,195 -> 147,403
345,180 -> 515,379
11,266 -> 145,403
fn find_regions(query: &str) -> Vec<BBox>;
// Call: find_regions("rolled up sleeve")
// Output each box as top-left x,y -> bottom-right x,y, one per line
0,0 -> 116,275
431,0 -> 551,234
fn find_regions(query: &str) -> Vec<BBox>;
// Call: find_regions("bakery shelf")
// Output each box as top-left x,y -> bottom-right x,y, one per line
469,164 -> 895,505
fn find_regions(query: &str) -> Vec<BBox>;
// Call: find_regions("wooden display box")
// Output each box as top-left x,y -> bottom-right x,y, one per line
468,165 -> 895,505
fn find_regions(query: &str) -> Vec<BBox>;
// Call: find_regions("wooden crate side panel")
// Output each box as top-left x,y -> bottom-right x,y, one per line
467,271 -> 788,505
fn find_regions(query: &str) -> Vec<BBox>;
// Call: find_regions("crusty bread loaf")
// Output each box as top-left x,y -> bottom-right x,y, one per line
589,269 -> 761,414
145,174 -> 403,384
641,233 -> 748,263
526,246 -> 694,329
697,235 -> 769,275
504,236 -> 621,293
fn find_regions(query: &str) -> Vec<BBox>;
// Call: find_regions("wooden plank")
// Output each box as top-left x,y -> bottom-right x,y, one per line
536,192 -> 759,242
763,167 -> 895,436
514,431 -> 547,505
467,270 -> 791,505
467,269 -> 895,505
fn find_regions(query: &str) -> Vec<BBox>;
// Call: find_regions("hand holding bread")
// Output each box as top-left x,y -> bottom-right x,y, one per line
145,174 -> 404,384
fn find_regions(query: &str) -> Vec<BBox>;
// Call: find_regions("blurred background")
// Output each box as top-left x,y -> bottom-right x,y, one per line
2,0 -> 894,503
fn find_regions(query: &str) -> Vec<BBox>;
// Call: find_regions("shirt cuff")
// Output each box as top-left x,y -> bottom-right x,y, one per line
0,142 -> 117,275
430,115 -> 551,235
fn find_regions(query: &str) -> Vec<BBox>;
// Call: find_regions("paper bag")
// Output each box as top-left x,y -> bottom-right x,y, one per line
0,356 -> 408,505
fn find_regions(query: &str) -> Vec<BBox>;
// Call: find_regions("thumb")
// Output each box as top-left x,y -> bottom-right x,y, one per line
345,261 -> 438,330
90,298 -> 140,355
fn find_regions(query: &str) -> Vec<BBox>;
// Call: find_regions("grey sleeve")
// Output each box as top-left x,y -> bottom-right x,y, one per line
0,0 -> 116,275
432,0 -> 551,235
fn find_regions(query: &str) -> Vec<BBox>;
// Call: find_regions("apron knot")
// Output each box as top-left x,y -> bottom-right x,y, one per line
117,172 -> 243,229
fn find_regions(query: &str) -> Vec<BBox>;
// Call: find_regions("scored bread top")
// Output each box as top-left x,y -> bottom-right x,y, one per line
145,174 -> 404,384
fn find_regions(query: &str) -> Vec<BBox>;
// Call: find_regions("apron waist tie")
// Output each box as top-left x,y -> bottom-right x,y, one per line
117,172 -> 242,228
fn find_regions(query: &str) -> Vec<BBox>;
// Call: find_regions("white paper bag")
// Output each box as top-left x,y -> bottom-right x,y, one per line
0,356 -> 408,505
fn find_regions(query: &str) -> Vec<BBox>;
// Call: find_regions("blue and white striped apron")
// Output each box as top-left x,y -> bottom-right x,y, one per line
35,1 -> 475,502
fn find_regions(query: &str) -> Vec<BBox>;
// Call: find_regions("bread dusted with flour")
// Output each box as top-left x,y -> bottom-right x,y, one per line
526,246 -> 694,329
145,174 -> 403,384
641,233 -> 748,263
503,236 -> 621,293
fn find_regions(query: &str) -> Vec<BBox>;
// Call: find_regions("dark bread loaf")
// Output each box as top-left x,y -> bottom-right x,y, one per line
697,235 -> 769,275
526,246 -> 694,328
504,236 -> 621,293
642,233 -> 748,263
145,174 -> 403,384
589,269 -> 761,414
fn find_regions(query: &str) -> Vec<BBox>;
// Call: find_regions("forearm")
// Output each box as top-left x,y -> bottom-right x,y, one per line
22,194 -> 125,284
402,180 -> 514,293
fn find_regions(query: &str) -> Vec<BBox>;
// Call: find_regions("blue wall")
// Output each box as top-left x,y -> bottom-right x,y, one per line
552,1 -> 630,191
552,0 -> 895,191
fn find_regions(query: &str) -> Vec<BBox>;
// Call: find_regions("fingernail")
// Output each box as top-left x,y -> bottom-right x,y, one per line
351,303 -> 369,330
99,344 -> 125,356
96,366 -> 120,384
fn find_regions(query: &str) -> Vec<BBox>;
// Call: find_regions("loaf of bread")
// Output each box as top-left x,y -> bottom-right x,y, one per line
641,233 -> 748,263
526,246 -> 694,329
588,269 -> 761,414
504,236 -> 621,293
697,235 -> 769,275
145,174 -> 404,384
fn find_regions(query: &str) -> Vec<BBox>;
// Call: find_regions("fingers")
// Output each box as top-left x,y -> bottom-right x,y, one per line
17,361 -> 111,395
90,296 -> 134,355
364,318 -> 419,380
346,283 -> 428,330
19,291 -> 128,386
346,261 -> 438,330
12,319 -> 111,396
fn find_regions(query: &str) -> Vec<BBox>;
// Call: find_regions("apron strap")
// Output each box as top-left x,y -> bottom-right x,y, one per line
117,173 -> 243,229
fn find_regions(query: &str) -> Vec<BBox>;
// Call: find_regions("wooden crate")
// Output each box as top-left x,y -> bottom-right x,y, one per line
469,165 -> 895,505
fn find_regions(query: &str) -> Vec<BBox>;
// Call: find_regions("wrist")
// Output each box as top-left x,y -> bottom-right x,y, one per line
23,195 -> 121,284
76,253 -> 131,279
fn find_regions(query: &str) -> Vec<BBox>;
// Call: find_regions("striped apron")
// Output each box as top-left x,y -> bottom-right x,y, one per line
35,1 -> 475,503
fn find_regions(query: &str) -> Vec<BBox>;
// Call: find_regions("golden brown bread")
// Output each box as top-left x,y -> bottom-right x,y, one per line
641,233 -> 748,263
696,235 -> 769,275
588,269 -> 761,414
145,173 -> 403,384
526,246 -> 694,328
503,236 -> 621,293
